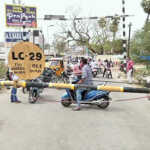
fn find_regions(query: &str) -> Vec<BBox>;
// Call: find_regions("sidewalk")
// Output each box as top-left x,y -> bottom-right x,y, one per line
112,67 -> 127,81
111,67 -> 145,88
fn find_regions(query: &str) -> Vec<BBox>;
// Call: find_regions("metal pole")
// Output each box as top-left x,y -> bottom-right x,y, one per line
40,30 -> 45,51
47,25 -> 54,54
128,22 -> 132,57
33,31 -> 35,44
42,33 -> 45,51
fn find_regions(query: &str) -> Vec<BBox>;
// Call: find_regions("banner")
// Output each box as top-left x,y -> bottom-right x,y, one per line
6,4 -> 37,28
5,32 -> 29,42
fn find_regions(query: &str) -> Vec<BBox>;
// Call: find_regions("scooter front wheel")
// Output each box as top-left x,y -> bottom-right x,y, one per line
97,97 -> 110,109
61,99 -> 72,107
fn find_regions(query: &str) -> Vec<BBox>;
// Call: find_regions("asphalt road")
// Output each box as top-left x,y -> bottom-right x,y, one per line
0,77 -> 150,150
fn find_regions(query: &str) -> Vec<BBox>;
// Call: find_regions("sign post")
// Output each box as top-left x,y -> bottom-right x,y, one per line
8,42 -> 45,80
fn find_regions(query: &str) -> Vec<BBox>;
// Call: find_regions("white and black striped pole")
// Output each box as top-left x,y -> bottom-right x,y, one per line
122,0 -> 127,58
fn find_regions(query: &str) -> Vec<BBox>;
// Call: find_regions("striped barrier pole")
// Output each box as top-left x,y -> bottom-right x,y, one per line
122,0 -> 127,55
0,81 -> 150,94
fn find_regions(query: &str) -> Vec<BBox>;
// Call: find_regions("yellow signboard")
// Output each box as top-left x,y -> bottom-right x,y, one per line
8,42 -> 45,80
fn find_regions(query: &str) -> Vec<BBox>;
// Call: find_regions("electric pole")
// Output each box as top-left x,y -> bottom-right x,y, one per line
128,22 -> 132,58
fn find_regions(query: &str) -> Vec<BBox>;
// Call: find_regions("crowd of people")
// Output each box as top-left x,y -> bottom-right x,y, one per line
67,57 -> 116,79
67,56 -> 134,83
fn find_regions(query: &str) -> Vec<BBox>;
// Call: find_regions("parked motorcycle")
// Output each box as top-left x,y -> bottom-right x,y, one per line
28,78 -> 44,103
105,68 -> 113,79
41,68 -> 55,82
22,78 -> 44,103
61,80 -> 111,109
92,67 -> 98,78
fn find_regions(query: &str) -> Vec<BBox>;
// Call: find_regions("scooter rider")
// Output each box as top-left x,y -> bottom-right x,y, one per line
73,58 -> 93,111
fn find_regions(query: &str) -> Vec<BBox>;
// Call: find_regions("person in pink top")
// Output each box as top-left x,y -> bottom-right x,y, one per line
73,64 -> 82,79
126,57 -> 134,83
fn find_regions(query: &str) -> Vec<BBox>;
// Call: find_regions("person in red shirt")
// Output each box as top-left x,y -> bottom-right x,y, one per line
126,57 -> 134,83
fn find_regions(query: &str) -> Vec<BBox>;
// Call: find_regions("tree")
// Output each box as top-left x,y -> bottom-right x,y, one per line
58,8 -> 122,55
52,34 -> 67,54
141,0 -> 150,24
97,17 -> 111,54
130,22 -> 150,64
55,40 -> 66,54
112,39 -> 123,54
109,15 -> 120,53
66,18 -> 98,54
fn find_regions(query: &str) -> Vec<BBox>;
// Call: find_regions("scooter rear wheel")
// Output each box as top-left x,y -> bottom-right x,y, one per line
97,97 -> 109,109
29,90 -> 39,104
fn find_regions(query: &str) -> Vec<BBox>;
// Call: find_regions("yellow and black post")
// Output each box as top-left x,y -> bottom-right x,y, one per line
0,81 -> 150,94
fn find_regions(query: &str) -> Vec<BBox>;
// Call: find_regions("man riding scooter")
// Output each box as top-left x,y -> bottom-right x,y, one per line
73,58 -> 93,111
61,58 -> 111,110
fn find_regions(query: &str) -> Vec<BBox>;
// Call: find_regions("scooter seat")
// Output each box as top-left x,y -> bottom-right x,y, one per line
84,90 -> 109,101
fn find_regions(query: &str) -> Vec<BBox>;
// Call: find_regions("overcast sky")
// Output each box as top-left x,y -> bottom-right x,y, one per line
0,0 -> 147,42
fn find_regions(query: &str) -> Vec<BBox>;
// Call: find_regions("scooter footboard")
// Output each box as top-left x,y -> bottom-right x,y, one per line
61,88 -> 72,100
84,90 -> 109,101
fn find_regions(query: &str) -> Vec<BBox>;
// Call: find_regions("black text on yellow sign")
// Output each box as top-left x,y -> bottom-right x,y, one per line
11,52 -> 42,61
8,42 -> 45,80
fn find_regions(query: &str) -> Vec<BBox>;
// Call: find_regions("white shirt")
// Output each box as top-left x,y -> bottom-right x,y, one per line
12,74 -> 19,81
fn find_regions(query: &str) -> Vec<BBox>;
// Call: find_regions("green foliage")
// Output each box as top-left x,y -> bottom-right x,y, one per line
130,22 -> 150,67
98,17 -> 107,28
103,41 -> 112,53
90,43 -> 104,54
0,62 -> 7,78
113,39 -> 123,54
90,39 -> 122,55
141,0 -> 150,23
109,16 -> 120,33
131,25 -> 150,48
97,16 -> 121,54
141,0 -> 150,14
